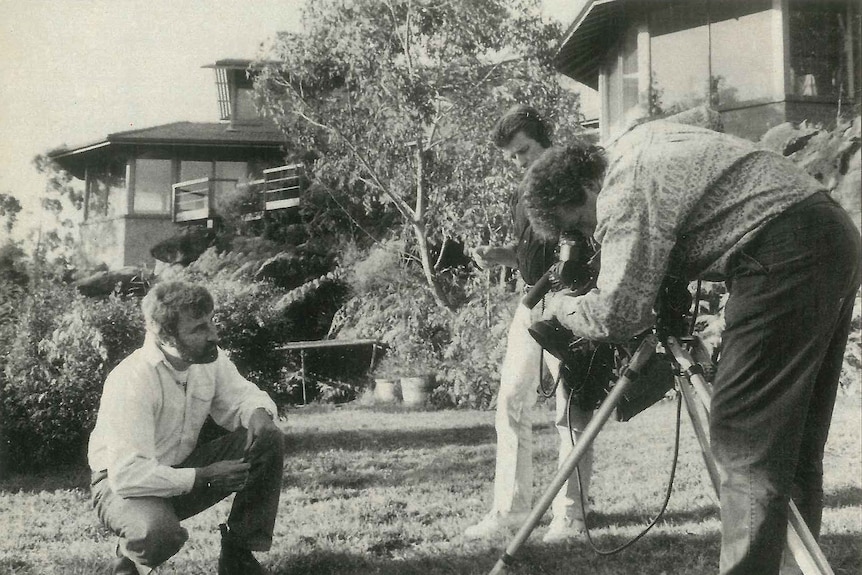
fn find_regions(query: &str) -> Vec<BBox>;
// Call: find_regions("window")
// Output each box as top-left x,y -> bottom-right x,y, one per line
710,0 -> 773,105
214,161 -> 250,212
133,159 -> 172,213
650,1 -> 711,115
85,159 -> 127,220
179,160 -> 212,183
232,71 -> 261,124
788,0 -> 858,99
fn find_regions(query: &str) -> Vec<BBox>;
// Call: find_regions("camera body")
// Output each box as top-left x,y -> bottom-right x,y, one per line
524,232 -> 690,418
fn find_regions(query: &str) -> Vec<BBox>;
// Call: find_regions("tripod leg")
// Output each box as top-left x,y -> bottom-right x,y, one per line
488,335 -> 658,575
666,337 -> 835,575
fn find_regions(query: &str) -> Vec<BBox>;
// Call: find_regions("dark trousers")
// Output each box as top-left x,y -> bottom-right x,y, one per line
91,427 -> 284,569
710,192 -> 861,575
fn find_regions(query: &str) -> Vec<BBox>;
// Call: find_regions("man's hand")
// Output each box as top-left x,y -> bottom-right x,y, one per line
194,459 -> 250,492
244,408 -> 282,465
472,245 -> 517,269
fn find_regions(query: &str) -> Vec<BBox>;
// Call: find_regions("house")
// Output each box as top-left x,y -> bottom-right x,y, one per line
48,59 -> 301,270
555,0 -> 860,142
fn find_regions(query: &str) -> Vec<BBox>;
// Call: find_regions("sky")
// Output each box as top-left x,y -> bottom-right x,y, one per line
0,0 -> 594,238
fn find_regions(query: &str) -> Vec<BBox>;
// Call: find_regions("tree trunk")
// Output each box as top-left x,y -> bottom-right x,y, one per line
413,147 -> 453,311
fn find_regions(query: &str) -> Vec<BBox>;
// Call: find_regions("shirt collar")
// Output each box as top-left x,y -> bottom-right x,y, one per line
141,332 -> 171,368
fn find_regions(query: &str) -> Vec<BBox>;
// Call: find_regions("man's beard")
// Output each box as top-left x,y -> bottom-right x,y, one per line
177,340 -> 219,364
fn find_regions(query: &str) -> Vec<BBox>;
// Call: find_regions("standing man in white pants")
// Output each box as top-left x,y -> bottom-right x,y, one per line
466,105 -> 594,543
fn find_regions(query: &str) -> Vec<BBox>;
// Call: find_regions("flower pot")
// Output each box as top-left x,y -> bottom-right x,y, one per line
400,375 -> 433,406
374,378 -> 400,403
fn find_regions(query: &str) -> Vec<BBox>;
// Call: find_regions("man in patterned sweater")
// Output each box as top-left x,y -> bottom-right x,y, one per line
520,118 -> 861,574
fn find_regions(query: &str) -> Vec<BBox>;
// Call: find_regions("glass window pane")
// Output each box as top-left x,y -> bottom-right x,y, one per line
86,160 -> 127,219
214,161 -> 251,212
180,161 -> 212,183
650,2 -> 710,114
133,159 -> 172,213
788,1 -> 848,98
710,1 -> 773,106
235,88 -> 259,122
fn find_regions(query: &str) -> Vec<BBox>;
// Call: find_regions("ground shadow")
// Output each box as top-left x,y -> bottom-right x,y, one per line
286,420 -> 554,455
0,463 -> 90,493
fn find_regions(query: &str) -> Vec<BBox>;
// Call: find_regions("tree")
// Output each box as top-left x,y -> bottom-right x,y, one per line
0,193 -> 22,235
30,154 -> 84,275
255,0 -> 584,310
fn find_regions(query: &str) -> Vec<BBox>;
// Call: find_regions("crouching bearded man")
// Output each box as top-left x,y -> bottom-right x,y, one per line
88,281 -> 284,575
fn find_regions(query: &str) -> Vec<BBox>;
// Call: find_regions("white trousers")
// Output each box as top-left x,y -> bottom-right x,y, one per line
492,301 -> 594,520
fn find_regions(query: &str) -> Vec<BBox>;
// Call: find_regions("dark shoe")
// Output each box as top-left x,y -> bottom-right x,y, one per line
108,555 -> 137,575
218,524 -> 266,575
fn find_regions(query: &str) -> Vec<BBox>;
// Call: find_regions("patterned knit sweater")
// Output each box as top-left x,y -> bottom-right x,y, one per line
548,120 -> 822,342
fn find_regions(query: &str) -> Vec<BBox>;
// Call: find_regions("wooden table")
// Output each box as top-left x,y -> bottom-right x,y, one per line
275,338 -> 387,404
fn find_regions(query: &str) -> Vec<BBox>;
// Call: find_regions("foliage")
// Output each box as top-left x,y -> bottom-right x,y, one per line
334,240 -> 513,408
0,192 -> 22,234
255,0 -> 585,309
438,278 -> 516,408
0,282 -> 141,472
29,155 -> 86,272
333,240 -> 451,372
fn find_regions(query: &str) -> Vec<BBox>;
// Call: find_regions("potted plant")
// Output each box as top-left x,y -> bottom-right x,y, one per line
393,340 -> 437,406
371,354 -> 402,403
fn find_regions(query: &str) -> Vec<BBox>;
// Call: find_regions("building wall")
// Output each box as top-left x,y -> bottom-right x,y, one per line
79,218 -> 127,269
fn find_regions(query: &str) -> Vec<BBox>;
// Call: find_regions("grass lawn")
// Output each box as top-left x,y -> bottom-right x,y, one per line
0,395 -> 859,575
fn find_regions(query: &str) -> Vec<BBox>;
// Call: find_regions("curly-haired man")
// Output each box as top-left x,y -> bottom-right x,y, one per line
522,117 -> 860,574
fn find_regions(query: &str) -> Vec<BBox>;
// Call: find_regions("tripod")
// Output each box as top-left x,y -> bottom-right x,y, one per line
488,333 -> 835,575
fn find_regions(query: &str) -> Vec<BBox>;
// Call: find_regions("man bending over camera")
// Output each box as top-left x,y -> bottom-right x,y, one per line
520,118 -> 860,574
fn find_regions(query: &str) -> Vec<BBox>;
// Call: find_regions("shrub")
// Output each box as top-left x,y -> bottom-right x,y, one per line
437,281 -> 515,409
0,284 -> 141,472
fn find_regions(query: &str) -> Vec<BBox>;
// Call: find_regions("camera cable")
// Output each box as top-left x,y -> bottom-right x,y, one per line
568,279 -> 703,555
569,387 -> 684,555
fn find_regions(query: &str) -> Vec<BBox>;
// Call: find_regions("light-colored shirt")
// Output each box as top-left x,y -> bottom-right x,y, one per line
88,333 -> 278,498
549,120 -> 822,342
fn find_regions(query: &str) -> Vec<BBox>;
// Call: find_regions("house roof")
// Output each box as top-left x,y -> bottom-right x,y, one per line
48,121 -> 285,178
554,0 -> 631,89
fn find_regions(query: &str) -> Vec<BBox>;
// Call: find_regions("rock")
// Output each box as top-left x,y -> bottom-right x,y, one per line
759,122 -> 820,155
150,227 -> 215,265
75,266 -> 151,297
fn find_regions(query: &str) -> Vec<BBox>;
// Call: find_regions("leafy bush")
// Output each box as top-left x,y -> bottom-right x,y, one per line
437,280 -> 515,409
0,284 -> 141,472
333,240 -> 513,409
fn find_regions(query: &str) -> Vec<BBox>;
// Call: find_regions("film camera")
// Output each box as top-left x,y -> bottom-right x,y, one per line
523,232 -> 688,420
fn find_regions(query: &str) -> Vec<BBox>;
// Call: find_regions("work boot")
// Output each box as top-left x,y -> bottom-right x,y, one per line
107,555 -> 138,575
108,541 -> 139,575
218,524 -> 266,575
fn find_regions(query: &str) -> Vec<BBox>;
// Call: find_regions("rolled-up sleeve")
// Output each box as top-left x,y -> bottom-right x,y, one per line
208,351 -> 278,430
